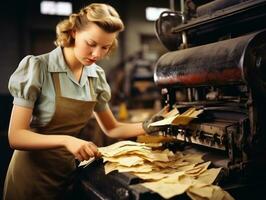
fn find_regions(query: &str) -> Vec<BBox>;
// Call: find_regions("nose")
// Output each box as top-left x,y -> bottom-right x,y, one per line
91,47 -> 101,60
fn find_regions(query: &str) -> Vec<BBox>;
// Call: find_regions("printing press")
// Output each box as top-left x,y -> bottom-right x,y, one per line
77,1 -> 266,199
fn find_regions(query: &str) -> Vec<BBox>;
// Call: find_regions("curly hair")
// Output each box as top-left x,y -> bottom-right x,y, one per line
55,3 -> 124,53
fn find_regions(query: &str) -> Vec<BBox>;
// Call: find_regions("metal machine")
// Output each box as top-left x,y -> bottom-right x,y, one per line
78,1 -> 266,199
155,27 -> 266,171
153,0 -> 266,197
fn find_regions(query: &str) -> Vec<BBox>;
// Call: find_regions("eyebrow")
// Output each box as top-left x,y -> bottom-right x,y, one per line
87,39 -> 112,47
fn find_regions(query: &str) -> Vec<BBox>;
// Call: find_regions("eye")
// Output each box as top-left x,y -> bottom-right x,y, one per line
102,46 -> 111,50
86,41 -> 96,47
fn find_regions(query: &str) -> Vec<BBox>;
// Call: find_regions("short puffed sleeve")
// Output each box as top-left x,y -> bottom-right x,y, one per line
8,55 -> 44,108
94,67 -> 111,112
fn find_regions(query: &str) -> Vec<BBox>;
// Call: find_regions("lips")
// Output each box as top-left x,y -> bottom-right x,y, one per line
84,58 -> 96,63
86,58 -> 96,62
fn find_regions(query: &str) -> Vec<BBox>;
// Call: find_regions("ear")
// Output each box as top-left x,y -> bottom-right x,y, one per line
71,30 -> 76,39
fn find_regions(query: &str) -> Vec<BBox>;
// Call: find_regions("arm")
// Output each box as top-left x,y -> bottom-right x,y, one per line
8,105 -> 67,150
8,105 -> 100,161
94,107 -> 146,139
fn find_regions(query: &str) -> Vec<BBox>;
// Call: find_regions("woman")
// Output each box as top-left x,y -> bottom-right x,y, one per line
3,3 -> 163,200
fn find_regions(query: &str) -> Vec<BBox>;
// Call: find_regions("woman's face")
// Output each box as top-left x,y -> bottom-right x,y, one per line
73,23 -> 117,66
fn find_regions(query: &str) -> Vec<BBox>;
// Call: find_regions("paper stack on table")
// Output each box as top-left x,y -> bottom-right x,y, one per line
80,140 -> 234,200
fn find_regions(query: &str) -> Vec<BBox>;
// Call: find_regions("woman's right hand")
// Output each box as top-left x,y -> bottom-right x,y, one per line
142,105 -> 170,134
63,136 -> 101,161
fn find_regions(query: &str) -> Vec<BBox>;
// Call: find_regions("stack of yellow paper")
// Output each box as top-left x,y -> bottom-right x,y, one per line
80,140 -> 234,200
80,141 -> 233,200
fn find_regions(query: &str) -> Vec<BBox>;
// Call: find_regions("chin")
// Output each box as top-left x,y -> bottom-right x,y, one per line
83,60 -> 94,66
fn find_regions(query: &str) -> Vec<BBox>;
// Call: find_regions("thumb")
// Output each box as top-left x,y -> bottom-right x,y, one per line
152,115 -> 164,122
157,104 -> 170,116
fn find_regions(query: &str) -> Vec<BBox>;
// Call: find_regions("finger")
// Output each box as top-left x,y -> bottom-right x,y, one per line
153,116 -> 164,121
162,104 -> 170,113
87,142 -> 98,150
165,104 -> 170,112
79,148 -> 90,161
83,145 -> 95,158
87,142 -> 99,156
157,104 -> 170,115
75,154 -> 83,162
96,150 -> 102,158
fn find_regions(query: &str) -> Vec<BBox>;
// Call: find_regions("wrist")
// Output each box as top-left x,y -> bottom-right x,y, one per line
60,135 -> 72,148
142,120 -> 150,134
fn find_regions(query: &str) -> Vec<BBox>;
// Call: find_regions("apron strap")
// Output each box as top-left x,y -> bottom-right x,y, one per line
52,73 -> 62,96
88,78 -> 96,100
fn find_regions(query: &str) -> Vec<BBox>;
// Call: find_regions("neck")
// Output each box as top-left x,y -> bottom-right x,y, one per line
63,47 -> 83,71
63,47 -> 83,82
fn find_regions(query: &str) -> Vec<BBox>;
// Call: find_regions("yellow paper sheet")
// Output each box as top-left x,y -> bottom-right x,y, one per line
185,161 -> 211,177
103,155 -> 144,167
197,168 -> 222,185
100,145 -> 151,157
162,107 -> 179,118
149,107 -> 203,126
105,162 -> 153,174
183,153 -> 205,164
142,181 -> 190,199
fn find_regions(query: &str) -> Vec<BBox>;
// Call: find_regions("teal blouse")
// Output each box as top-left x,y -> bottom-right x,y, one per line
8,47 -> 111,127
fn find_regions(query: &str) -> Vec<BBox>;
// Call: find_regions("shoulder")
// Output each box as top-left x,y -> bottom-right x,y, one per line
85,63 -> 107,79
17,51 -> 52,74
92,63 -> 105,75
36,49 -> 56,70
14,55 -> 44,77
19,55 -> 40,67
94,64 -> 107,79
93,63 -> 105,72
8,55 -> 48,107
11,50 -> 56,86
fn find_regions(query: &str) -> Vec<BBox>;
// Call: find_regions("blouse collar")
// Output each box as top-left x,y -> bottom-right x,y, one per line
47,47 -> 99,78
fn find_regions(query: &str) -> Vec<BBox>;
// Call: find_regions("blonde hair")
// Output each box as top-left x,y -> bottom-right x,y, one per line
55,3 -> 124,53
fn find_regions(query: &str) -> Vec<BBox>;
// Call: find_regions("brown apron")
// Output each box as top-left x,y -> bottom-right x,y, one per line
3,73 -> 96,200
